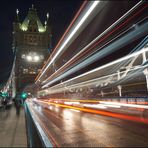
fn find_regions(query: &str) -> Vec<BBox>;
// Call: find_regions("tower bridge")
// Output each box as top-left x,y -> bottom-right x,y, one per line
1,1 -> 148,147
12,5 -> 51,95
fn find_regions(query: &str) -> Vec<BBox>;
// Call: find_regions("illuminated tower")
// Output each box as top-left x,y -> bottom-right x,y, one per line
12,5 -> 51,94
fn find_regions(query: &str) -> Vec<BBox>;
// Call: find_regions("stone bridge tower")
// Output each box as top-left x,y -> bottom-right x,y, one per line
12,5 -> 52,95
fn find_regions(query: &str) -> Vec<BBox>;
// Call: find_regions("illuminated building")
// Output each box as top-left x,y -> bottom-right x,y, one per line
12,5 -> 52,94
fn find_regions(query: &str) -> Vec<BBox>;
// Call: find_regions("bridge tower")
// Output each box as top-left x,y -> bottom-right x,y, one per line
12,5 -> 51,95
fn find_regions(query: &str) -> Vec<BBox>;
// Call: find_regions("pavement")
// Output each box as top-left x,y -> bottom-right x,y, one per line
0,104 -> 27,147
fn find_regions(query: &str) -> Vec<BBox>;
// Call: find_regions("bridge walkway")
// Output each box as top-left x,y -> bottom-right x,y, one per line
0,104 -> 27,147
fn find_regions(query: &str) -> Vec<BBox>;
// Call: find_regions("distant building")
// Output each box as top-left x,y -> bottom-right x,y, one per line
12,5 -> 51,94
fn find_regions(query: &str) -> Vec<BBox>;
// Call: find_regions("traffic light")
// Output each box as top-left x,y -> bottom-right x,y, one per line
20,92 -> 28,99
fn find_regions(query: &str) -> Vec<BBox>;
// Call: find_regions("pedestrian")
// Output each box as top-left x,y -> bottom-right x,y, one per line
1,97 -> 7,110
13,98 -> 21,116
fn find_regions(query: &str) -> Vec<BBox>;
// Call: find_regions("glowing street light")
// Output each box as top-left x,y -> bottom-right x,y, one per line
26,55 -> 32,61
25,54 -> 41,62
34,55 -> 40,62
20,92 -> 28,99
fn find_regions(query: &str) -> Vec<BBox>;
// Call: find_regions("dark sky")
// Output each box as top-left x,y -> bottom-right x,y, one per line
0,0 -> 83,84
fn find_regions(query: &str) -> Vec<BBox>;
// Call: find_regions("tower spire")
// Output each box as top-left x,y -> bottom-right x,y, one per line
15,9 -> 20,22
44,12 -> 49,27
32,4 -> 34,9
47,12 -> 49,20
16,9 -> 19,15
45,12 -> 49,25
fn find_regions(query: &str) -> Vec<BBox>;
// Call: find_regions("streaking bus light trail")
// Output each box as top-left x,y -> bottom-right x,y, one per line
36,1 -> 100,82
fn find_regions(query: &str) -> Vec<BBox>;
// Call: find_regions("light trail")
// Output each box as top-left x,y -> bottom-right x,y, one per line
35,100 -> 148,124
35,1 -> 87,82
99,101 -> 148,109
47,99 -> 148,108
41,1 -> 144,85
42,20 -> 148,88
41,46 -> 148,90
42,68 -> 143,95
41,24 -> 139,85
36,1 -> 100,82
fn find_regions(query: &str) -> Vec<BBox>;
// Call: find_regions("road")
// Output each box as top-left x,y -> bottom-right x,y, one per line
27,99 -> 148,147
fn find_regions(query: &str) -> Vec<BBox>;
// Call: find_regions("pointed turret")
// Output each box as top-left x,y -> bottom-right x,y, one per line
44,12 -> 49,29
44,12 -> 49,27
12,5 -> 52,95
13,9 -> 20,31
20,5 -> 46,32
46,12 -> 49,24
44,12 -> 52,51
15,9 -> 20,23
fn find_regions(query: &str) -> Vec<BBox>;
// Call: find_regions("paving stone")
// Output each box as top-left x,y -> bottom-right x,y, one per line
0,105 -> 27,147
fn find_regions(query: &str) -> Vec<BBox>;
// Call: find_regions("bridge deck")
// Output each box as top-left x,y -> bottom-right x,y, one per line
0,104 -> 27,147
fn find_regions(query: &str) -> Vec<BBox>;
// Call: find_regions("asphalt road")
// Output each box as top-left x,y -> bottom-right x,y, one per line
28,100 -> 148,147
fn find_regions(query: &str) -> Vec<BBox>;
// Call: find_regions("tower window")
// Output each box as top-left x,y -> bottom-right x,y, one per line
23,69 -> 28,74
21,54 -> 25,58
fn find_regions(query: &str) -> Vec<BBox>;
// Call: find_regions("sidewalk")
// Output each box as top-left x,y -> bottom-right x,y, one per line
0,104 -> 27,147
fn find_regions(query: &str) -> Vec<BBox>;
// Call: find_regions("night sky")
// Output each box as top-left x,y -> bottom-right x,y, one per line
0,0 -> 83,84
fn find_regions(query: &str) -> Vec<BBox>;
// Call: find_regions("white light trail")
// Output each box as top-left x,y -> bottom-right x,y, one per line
37,1 -> 100,82
100,101 -> 148,109
64,102 -> 80,105
41,0 -> 142,85
83,104 -> 107,109
42,46 -> 148,89
69,109 -> 80,112
64,47 -> 148,84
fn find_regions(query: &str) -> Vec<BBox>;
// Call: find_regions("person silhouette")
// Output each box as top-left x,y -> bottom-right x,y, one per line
13,98 -> 21,116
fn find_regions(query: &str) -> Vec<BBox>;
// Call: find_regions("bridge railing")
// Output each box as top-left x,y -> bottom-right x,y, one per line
24,101 -> 53,147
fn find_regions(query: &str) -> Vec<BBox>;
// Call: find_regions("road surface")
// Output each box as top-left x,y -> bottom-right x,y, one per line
27,99 -> 148,147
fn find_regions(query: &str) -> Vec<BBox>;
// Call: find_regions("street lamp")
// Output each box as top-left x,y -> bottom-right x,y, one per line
26,55 -> 32,61
22,52 -> 44,62
34,55 -> 40,62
